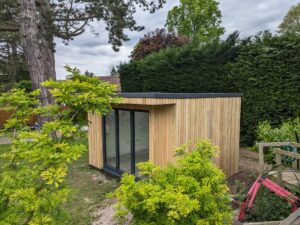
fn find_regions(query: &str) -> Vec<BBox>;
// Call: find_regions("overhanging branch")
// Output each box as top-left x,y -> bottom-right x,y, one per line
0,27 -> 19,32
0,21 -> 20,32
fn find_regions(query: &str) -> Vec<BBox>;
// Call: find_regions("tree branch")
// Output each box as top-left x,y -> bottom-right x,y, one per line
0,26 -> 19,32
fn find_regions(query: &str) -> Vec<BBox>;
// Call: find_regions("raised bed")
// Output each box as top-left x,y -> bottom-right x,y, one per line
242,222 -> 281,225
236,207 -> 300,225
234,219 -> 281,225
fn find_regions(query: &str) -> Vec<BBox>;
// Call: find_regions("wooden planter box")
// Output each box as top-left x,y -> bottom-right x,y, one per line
234,219 -> 282,225
235,208 -> 300,225
242,222 -> 281,225
0,109 -> 37,128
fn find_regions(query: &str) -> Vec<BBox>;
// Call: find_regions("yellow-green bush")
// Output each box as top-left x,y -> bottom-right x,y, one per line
113,140 -> 233,225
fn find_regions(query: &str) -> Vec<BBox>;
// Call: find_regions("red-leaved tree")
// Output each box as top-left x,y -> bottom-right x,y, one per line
130,28 -> 191,61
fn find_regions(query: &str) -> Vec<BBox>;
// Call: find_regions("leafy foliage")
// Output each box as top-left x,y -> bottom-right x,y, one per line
166,0 -> 224,43
130,28 -> 191,61
257,118 -> 300,143
14,80 -> 33,93
244,186 -> 292,222
119,31 -> 240,92
256,118 -> 300,165
0,67 -> 120,224
113,140 -> 233,225
279,3 -> 300,36
0,0 -> 167,51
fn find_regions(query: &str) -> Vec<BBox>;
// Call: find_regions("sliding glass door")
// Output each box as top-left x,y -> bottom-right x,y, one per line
134,111 -> 149,174
104,111 -> 116,169
103,109 -> 149,176
119,110 -> 132,173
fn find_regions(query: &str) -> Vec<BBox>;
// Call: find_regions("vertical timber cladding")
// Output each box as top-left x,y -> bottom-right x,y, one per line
174,98 -> 241,176
88,113 -> 103,169
150,105 -> 176,167
88,95 -> 242,177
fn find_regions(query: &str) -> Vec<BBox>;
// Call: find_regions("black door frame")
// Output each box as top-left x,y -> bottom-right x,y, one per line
102,108 -> 149,176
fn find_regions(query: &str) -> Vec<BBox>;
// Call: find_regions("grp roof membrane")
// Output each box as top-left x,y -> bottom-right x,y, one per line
118,92 -> 242,99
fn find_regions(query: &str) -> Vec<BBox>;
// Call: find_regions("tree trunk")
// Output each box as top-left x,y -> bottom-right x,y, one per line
18,0 -> 56,110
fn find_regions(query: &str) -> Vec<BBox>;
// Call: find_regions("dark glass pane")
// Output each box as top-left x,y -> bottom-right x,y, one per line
119,110 -> 132,173
135,111 -> 149,175
105,111 -> 116,169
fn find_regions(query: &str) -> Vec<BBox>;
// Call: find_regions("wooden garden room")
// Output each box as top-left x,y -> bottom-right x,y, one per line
88,93 -> 242,177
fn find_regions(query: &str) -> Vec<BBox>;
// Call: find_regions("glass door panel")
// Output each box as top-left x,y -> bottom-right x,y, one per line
103,109 -> 149,176
104,111 -> 116,169
134,111 -> 149,175
119,110 -> 132,173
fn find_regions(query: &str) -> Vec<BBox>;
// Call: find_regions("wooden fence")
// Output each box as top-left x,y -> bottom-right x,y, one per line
0,109 -> 37,128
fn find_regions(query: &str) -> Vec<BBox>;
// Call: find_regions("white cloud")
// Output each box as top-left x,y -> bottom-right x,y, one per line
54,0 -> 299,79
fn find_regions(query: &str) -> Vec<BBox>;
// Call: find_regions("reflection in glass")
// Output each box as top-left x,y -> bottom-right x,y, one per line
135,111 -> 149,175
119,110 -> 132,173
105,111 -> 116,168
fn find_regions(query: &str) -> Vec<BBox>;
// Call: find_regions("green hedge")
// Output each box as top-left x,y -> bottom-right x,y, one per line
229,33 -> 300,144
120,33 -> 240,93
119,32 -> 300,145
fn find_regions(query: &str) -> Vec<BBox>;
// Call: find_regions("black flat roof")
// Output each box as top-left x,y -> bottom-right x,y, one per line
118,92 -> 242,99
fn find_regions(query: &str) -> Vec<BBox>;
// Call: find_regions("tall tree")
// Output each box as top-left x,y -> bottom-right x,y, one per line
0,0 -> 166,110
166,0 -> 224,43
279,3 -> 300,35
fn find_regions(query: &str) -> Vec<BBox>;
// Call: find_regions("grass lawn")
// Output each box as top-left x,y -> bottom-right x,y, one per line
0,143 -> 11,167
65,137 -> 119,224
0,136 -> 119,225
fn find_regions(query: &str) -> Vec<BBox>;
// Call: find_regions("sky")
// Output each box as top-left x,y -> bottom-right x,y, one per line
54,0 -> 299,79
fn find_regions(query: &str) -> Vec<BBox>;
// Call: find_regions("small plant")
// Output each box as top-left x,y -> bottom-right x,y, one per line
113,140 -> 233,225
257,118 -> 300,143
244,186 -> 292,222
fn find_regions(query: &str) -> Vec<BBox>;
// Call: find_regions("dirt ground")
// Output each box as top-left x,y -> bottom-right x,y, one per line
228,148 -> 260,212
228,148 -> 260,195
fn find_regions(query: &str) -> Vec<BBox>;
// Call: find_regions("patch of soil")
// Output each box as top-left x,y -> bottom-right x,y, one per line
228,149 -> 260,209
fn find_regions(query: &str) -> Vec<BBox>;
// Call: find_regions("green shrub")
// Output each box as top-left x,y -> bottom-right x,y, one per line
245,186 -> 292,222
256,118 -> 300,165
113,140 -> 233,225
14,80 -> 33,93
257,118 -> 300,143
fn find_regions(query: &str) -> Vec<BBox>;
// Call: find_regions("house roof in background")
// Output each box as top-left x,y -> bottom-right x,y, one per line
99,76 -> 121,91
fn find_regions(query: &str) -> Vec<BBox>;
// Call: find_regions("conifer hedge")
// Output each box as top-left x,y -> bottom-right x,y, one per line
229,33 -> 300,144
120,33 -> 239,93
119,32 -> 300,145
